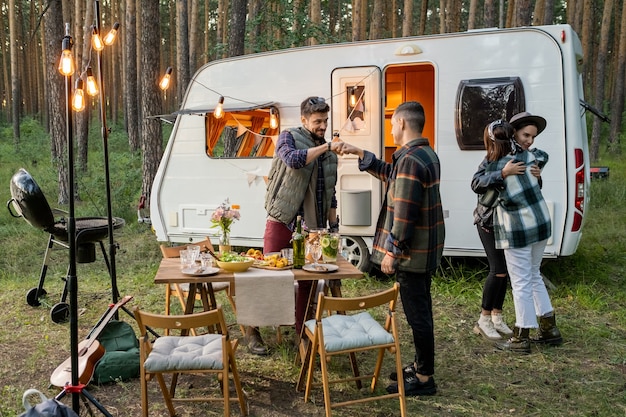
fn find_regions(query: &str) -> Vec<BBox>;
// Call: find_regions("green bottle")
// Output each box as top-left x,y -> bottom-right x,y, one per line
292,215 -> 305,269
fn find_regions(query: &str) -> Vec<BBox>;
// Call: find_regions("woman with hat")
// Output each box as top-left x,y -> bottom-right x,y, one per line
482,113 -> 562,353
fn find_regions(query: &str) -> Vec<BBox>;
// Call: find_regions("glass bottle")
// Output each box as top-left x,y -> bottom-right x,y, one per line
219,229 -> 231,254
292,215 -> 305,269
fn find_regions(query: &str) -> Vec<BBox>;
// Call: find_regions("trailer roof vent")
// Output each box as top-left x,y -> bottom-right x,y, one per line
395,44 -> 422,56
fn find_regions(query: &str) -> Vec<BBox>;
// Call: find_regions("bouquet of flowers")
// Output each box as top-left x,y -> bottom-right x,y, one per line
211,199 -> 241,236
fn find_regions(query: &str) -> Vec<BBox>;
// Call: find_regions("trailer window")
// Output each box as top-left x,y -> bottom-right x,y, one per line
205,107 -> 279,158
455,77 -> 525,150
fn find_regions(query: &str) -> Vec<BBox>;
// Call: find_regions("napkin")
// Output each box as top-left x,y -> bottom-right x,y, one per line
234,268 -> 295,326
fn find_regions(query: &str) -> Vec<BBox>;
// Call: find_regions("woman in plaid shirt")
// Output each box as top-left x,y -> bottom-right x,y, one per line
484,114 -> 562,353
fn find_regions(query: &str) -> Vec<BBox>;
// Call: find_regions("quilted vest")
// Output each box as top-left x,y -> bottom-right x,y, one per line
265,127 -> 337,226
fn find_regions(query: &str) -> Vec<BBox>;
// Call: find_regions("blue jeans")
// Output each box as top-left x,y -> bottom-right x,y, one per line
396,270 -> 435,377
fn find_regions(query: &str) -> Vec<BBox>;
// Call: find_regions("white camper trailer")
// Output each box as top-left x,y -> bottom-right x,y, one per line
150,24 -> 590,271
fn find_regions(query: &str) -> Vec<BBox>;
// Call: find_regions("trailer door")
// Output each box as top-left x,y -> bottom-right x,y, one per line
331,67 -> 382,237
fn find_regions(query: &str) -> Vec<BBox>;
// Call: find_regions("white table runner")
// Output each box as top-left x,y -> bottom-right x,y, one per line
234,268 -> 295,327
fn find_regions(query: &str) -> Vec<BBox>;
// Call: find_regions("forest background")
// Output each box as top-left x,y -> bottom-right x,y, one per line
1,0 -> 625,208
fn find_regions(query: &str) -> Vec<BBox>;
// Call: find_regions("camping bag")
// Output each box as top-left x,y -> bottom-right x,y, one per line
19,389 -> 79,417
93,320 -> 140,384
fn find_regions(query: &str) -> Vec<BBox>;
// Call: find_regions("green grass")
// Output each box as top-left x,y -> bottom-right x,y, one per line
1,118 -> 626,416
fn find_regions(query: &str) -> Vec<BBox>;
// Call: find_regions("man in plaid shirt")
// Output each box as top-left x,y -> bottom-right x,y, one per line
339,101 -> 445,396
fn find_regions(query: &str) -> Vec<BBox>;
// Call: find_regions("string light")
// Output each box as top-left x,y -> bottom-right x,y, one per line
103,22 -> 120,46
269,107 -> 279,129
91,26 -> 104,51
72,79 -> 86,112
350,87 -> 357,106
85,67 -> 98,96
58,29 -> 75,76
159,67 -> 173,90
214,96 -> 225,119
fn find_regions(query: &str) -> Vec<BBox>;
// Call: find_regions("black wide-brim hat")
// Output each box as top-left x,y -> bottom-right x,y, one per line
509,112 -> 547,135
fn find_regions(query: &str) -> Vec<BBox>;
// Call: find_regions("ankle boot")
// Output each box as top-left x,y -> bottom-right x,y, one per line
531,313 -> 563,346
495,327 -> 531,353
246,326 -> 269,355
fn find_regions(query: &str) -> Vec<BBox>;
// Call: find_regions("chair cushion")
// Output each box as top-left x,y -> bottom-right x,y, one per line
305,312 -> 394,352
144,334 -> 223,372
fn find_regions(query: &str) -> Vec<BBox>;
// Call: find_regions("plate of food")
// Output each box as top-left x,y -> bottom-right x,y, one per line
302,263 -> 339,273
252,252 -> 292,270
181,266 -> 220,276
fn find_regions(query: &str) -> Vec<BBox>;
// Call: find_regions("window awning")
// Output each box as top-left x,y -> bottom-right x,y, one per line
147,102 -> 278,123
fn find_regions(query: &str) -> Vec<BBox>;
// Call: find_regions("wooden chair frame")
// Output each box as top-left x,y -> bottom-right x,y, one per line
133,307 -> 248,417
296,282 -> 406,417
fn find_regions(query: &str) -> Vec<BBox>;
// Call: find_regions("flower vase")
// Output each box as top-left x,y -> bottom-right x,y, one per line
219,230 -> 231,254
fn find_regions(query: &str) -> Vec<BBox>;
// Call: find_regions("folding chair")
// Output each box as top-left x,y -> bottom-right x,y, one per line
296,282 -> 406,417
133,307 -> 248,417
160,237 -> 241,335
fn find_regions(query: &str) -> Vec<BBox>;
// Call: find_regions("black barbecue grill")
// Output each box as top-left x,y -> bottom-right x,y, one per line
7,168 -> 125,323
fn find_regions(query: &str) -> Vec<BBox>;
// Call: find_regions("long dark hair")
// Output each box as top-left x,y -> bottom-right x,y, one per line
484,120 -> 515,162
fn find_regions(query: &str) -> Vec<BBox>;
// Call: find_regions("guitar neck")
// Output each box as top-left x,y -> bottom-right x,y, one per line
86,295 -> 133,343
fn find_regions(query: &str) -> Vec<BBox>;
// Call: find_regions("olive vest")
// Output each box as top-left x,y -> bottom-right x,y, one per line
265,127 -> 338,227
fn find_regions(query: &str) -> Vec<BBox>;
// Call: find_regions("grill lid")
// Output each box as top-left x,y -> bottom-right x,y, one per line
8,168 -> 55,231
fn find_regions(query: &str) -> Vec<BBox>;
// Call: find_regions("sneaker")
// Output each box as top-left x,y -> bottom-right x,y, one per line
473,315 -> 502,340
386,375 -> 437,396
389,363 -> 416,382
491,313 -> 514,337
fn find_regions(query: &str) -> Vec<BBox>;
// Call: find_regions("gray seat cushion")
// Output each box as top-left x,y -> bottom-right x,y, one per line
144,334 -> 223,372
305,311 -> 394,352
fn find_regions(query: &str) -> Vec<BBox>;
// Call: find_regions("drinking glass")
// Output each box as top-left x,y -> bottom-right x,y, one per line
187,245 -> 201,263
199,252 -> 213,269
308,241 -> 322,267
179,249 -> 194,270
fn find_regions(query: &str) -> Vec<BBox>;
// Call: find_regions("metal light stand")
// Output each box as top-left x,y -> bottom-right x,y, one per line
54,24 -> 114,417
94,0 -> 120,308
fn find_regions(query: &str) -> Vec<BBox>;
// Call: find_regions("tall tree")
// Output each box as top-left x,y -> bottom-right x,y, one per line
309,0 -> 321,45
75,0 -> 92,173
189,0 -> 200,72
467,0 -> 479,29
43,0 -> 69,204
228,0 -> 246,56
484,0 -> 496,27
9,0 -> 20,142
140,0 -> 163,202
125,0 -> 140,152
176,0 -> 190,103
608,0 -> 626,153
369,0 -> 383,39
589,0 -> 614,161
402,0 -> 413,36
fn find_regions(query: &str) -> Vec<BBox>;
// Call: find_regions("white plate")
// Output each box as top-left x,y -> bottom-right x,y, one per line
181,266 -> 220,276
302,263 -> 339,273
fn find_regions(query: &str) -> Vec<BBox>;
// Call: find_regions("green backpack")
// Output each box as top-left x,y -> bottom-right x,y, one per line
93,320 -> 140,384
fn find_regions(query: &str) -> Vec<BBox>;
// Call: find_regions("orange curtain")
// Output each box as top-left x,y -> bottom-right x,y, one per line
206,115 -> 228,156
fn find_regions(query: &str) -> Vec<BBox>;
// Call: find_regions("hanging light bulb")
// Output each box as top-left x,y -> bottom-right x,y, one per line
350,87 -> 357,107
214,96 -> 225,119
103,22 -> 120,45
159,67 -> 173,90
92,26 -> 104,51
269,107 -> 279,129
85,67 -> 98,96
58,30 -> 75,76
72,79 -> 86,112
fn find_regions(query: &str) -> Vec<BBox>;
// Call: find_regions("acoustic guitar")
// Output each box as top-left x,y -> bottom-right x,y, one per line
50,295 -> 133,388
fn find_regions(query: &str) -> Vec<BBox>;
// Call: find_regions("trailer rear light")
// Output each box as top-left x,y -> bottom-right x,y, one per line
572,148 -> 585,232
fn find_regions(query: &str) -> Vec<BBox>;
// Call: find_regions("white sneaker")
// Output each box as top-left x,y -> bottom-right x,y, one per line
491,313 -> 514,337
473,315 -> 502,340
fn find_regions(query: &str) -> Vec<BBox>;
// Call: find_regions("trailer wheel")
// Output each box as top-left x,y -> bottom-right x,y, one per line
342,236 -> 370,272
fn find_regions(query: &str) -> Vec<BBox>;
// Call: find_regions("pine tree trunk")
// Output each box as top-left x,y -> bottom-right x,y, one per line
44,0 -> 69,204
140,0 -> 163,202
608,0 -> 626,153
9,0 -> 20,142
589,0 -> 614,161
125,0 -> 140,152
